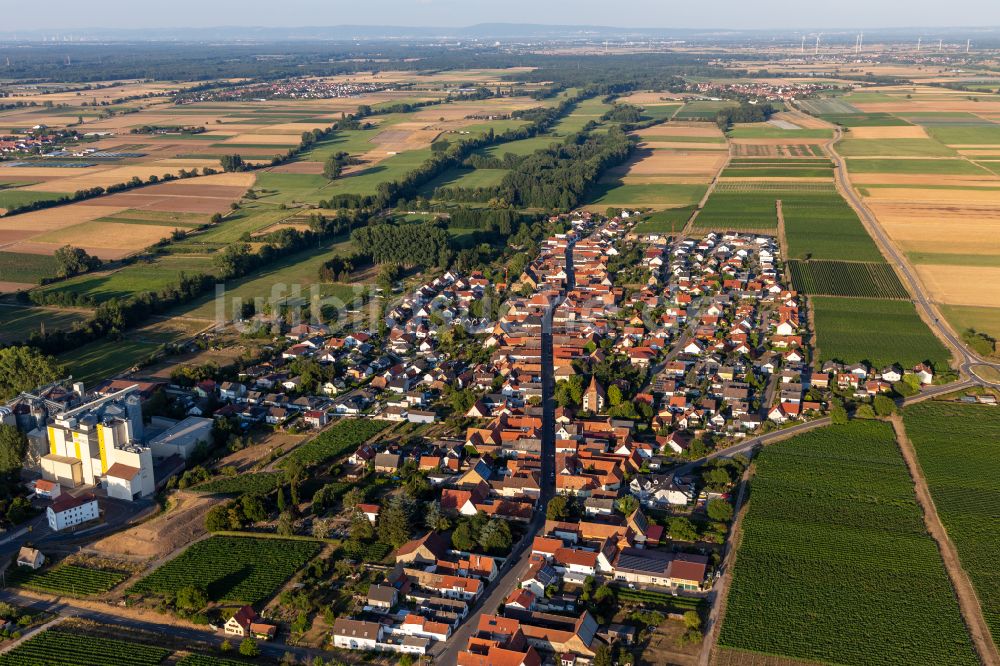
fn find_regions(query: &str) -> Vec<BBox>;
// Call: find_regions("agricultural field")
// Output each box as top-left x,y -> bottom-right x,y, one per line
0,306 -> 88,344
57,338 -> 164,386
693,189 -> 779,230
810,296 -> 950,368
0,630 -> 169,666
631,206 -> 697,233
726,125 -> 833,140
718,421 -> 978,666
584,182 -> 708,209
130,535 -> 320,605
280,418 -> 390,468
674,100 -> 738,120
788,260 -> 908,299
780,191 -> 884,262
832,96 -> 1000,336
194,471 -> 283,495
836,138 -> 956,157
0,188 -> 65,212
6,563 -> 129,596
903,401 -> 1000,644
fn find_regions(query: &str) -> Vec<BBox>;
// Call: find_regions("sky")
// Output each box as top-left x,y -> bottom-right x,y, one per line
5,0 -> 1000,32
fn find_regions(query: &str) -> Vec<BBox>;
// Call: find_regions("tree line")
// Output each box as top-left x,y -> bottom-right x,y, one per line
21,214 -> 364,356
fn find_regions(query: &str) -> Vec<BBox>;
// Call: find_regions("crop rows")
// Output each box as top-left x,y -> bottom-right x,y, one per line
903,401 -> 1000,644
177,656 -> 254,666
130,536 -> 320,605
714,181 -> 835,192
0,630 -> 169,666
811,296 -> 949,368
6,563 -> 128,596
718,421 -> 978,666
721,167 -> 834,178
788,260 -> 908,299
194,472 -> 282,495
781,190 -> 884,262
281,418 -> 389,468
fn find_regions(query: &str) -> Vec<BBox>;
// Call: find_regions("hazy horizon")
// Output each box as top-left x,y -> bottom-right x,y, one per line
4,0 -> 1000,33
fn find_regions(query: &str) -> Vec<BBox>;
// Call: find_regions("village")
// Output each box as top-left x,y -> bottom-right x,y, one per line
0,206 -> 947,666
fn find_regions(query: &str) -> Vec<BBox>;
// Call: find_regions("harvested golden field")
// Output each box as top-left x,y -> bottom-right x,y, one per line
866,201 -> 1000,255
34,220 -> 180,255
0,203 -> 128,233
848,126 -> 929,139
19,161 -> 223,193
772,111 -> 830,129
863,187 -> 1000,204
914,264 -> 1000,307
617,91 -> 683,105
609,149 -> 727,179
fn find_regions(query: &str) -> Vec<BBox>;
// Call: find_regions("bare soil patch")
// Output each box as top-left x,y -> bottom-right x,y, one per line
89,491 -> 220,559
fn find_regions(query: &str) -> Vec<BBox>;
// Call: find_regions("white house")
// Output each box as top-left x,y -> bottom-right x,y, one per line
333,618 -> 383,650
16,547 -> 44,570
47,494 -> 99,531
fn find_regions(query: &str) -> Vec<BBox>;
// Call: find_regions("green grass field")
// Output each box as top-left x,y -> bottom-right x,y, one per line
174,238 -> 360,320
903,401 -> 1000,644
836,138 -> 957,157
727,126 -> 833,140
674,100 -> 738,120
811,296 -> 950,367
0,306 -> 89,344
939,304 -> 1000,341
40,255 -> 217,303
57,339 -> 162,385
477,135 -> 559,159
421,167 -> 508,196
718,420 -> 978,666
638,133 -> 726,143
0,189 -> 65,210
584,182 -> 707,208
821,112 -> 912,127
845,158 -> 990,175
926,124 -> 1000,145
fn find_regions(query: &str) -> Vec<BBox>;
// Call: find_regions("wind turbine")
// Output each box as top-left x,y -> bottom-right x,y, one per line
814,34 -> 821,56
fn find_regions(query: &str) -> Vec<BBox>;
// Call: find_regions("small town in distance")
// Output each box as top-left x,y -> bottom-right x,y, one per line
0,10 -> 999,666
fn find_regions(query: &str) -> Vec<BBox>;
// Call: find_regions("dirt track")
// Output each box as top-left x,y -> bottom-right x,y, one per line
891,415 -> 1000,666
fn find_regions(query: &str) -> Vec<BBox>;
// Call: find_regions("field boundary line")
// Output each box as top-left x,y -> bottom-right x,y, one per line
681,130 -> 732,237
891,414 -> 1000,666
700,462 -> 752,666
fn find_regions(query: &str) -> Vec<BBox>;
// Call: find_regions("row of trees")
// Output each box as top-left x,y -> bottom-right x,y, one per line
715,101 -> 777,129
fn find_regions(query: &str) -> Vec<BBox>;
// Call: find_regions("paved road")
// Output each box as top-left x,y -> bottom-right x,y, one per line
433,233 -> 572,665
808,111 -> 1000,386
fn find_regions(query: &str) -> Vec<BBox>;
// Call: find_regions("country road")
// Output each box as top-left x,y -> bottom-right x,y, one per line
806,109 -> 1000,386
